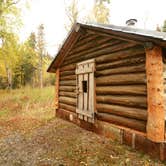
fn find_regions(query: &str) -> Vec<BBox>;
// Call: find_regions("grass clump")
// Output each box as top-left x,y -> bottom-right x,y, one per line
0,86 -> 55,134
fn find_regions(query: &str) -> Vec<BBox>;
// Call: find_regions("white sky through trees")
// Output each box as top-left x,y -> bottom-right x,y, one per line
19,0 -> 166,56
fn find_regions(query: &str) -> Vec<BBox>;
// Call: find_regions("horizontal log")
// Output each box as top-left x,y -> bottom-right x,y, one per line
95,63 -> 145,76
60,86 -> 76,92
96,95 -> 147,108
97,113 -> 146,132
96,55 -> 145,71
77,33 -> 91,41
70,36 -> 112,55
60,75 -> 76,81
59,91 -> 76,98
59,103 -> 76,112
97,103 -> 147,120
86,29 -> 141,44
96,85 -> 147,95
60,70 -> 75,76
96,73 -> 146,85
63,42 -> 136,66
60,80 -> 76,86
60,64 -> 76,71
96,45 -> 144,64
67,39 -> 121,61
73,35 -> 98,48
59,96 -> 76,106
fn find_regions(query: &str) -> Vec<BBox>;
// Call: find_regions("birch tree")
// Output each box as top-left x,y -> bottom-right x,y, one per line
37,24 -> 45,88
64,0 -> 79,31
87,0 -> 110,24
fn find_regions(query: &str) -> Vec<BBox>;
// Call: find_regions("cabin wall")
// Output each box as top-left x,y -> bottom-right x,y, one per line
58,33 -> 147,132
162,47 -> 166,134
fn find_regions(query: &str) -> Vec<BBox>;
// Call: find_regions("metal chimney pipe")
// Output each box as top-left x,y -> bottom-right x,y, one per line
126,19 -> 137,26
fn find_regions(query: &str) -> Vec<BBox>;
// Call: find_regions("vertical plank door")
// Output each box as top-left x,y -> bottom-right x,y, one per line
75,59 -> 96,123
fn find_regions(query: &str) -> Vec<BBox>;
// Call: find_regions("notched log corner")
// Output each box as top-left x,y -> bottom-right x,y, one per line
144,42 -> 154,50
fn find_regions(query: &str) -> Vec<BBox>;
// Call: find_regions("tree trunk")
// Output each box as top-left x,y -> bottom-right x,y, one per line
39,55 -> 43,88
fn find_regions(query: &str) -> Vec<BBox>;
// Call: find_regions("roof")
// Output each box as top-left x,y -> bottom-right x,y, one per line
47,22 -> 166,73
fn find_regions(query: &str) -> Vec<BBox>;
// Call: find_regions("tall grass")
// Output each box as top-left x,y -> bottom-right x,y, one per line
0,86 -> 55,121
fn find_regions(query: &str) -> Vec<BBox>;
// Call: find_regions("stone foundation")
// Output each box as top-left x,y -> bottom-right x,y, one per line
56,109 -> 166,161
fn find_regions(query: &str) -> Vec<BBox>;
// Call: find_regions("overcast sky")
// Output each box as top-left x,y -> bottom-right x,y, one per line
19,0 -> 166,56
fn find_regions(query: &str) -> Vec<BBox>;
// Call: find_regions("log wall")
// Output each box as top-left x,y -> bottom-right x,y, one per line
59,32 -> 147,132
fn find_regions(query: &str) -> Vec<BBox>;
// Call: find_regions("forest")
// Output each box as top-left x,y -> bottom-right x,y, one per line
0,1 -> 56,89
0,0 -> 166,90
0,0 -> 112,89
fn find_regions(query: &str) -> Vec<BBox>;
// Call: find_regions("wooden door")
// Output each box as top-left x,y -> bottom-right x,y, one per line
75,59 -> 96,123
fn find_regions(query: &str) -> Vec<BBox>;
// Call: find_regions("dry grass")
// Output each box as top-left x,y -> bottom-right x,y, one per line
0,86 -> 55,136
0,86 -> 165,165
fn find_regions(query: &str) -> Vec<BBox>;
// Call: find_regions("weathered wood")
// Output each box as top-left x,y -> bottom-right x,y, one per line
96,47 -> 144,64
78,74 -> 83,111
96,55 -> 145,71
63,42 -> 137,66
146,45 -> 165,142
60,70 -> 75,76
77,33 -> 90,41
89,70 -> 95,114
96,73 -> 146,85
50,26 -> 81,71
97,103 -> 147,120
96,54 -> 145,70
55,69 -> 60,110
60,86 -> 75,92
96,95 -> 147,108
85,29 -> 141,44
73,34 -> 98,48
96,85 -> 147,96
84,74 -> 88,110
97,113 -> 146,132
59,91 -> 76,98
59,96 -> 76,106
60,80 -> 76,86
95,63 -> 145,76
59,103 -> 75,112
60,75 -> 76,81
76,59 -> 95,121
67,39 -> 121,61
60,64 -> 76,71
70,36 -> 113,55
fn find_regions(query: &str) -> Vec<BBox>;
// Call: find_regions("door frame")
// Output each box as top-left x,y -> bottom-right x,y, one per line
75,59 -> 96,123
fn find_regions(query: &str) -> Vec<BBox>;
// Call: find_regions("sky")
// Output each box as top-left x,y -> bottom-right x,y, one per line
19,0 -> 166,56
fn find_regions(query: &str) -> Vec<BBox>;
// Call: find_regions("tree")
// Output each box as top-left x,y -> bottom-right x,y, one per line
0,33 -> 20,89
87,0 -> 110,24
0,0 -> 22,89
162,20 -> 166,32
156,24 -> 161,32
12,32 -> 37,88
0,0 -> 22,38
64,0 -> 111,33
64,0 -> 79,31
37,24 -> 45,88
27,32 -> 36,49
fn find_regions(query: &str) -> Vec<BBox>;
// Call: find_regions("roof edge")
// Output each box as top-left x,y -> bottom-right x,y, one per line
47,22 -> 81,73
47,22 -> 166,73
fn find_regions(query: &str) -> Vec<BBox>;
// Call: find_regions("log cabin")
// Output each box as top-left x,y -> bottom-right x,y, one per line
48,22 -> 166,160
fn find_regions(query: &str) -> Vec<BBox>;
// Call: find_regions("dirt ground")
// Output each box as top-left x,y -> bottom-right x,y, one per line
0,87 -> 165,166
0,117 -> 164,166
